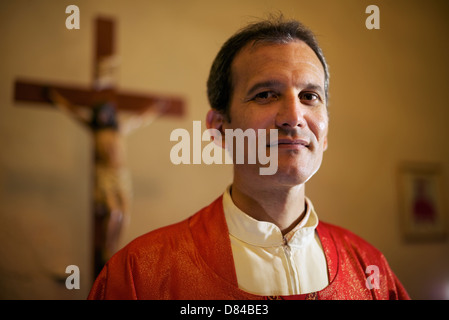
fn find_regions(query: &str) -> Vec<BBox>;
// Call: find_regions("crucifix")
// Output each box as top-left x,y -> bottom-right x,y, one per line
13,16 -> 185,278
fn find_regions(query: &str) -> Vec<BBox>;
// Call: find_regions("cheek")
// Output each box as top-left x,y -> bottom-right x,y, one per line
228,106 -> 274,131
309,114 -> 329,141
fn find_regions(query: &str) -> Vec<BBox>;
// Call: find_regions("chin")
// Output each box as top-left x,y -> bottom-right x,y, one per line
272,162 -> 321,187
267,169 -> 311,187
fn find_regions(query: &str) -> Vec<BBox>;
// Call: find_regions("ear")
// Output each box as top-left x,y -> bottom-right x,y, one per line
322,116 -> 329,151
206,109 -> 226,148
323,134 -> 328,151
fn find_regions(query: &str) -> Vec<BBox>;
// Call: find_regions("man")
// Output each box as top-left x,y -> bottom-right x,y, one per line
88,16 -> 410,300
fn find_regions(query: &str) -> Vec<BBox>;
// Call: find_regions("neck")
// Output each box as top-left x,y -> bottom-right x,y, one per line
230,177 -> 306,235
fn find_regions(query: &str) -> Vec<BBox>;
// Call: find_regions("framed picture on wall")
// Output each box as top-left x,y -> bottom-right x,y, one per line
397,162 -> 447,242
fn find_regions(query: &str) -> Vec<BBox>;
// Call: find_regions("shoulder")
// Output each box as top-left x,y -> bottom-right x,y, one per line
88,208 -> 209,299
112,196 -> 223,263
317,221 -> 384,259
119,217 -> 192,261
316,221 -> 410,300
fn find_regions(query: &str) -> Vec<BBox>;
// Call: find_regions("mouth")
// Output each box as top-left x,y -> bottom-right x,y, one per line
267,138 -> 310,149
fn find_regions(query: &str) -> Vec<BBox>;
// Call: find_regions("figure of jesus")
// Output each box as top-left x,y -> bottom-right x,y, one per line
48,89 -> 159,276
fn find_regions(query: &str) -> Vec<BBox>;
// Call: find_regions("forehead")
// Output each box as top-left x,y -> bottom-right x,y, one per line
231,40 -> 325,91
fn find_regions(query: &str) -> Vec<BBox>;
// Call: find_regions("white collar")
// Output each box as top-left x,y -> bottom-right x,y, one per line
223,186 -> 319,248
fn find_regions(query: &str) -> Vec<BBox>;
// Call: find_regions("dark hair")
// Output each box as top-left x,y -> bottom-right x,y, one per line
206,15 -> 329,119
91,102 -> 119,131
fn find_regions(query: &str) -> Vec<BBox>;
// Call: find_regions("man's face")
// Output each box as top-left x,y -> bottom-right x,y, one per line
223,40 -> 328,186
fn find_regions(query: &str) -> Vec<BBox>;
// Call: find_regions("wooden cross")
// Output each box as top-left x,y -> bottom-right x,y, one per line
13,17 -> 185,279
14,17 -> 185,115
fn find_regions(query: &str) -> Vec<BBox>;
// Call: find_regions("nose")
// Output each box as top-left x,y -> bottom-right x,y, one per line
275,91 -> 306,129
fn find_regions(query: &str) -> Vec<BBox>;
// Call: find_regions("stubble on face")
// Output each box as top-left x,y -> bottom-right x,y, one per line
225,40 -> 329,189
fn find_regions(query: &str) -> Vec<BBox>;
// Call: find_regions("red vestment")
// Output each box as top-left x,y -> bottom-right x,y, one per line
88,196 -> 410,300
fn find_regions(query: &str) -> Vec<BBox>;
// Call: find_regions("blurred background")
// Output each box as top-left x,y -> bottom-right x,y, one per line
1,0 -> 448,299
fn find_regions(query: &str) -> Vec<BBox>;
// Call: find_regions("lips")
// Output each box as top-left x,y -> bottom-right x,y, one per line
268,138 -> 310,148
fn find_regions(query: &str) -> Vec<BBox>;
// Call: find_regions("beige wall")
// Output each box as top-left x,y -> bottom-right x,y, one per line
1,0 -> 448,299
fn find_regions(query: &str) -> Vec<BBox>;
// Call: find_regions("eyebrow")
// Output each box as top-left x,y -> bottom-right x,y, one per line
302,83 -> 325,97
245,80 -> 285,97
245,80 -> 325,98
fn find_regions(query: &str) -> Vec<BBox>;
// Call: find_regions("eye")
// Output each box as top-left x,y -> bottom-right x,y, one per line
251,91 -> 279,104
299,92 -> 321,105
